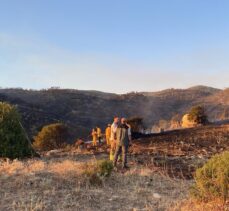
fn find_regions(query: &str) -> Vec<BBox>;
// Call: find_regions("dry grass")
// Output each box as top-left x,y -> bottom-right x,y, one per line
1,124 -> 228,210
171,199 -> 229,211
0,155 -> 191,211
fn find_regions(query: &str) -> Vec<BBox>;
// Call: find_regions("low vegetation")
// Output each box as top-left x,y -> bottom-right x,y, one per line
190,151 -> 229,202
83,160 -> 113,186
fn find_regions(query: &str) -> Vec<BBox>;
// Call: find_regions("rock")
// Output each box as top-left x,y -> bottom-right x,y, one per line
153,193 -> 162,199
46,149 -> 62,156
181,114 -> 197,128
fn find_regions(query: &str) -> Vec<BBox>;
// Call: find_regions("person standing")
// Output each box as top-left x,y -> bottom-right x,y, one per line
105,124 -> 111,145
109,117 -> 119,161
91,128 -> 97,146
96,127 -> 102,144
113,118 -> 132,169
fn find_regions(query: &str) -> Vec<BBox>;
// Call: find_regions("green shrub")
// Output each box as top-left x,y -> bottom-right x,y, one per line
190,151 -> 229,202
97,160 -> 113,177
188,105 -> 208,125
33,123 -> 68,151
83,160 -> 113,186
0,102 -> 36,159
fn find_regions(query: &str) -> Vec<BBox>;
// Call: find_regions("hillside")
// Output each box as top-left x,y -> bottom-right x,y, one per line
0,123 -> 228,210
130,123 -> 229,179
0,86 -> 228,139
82,123 -> 228,179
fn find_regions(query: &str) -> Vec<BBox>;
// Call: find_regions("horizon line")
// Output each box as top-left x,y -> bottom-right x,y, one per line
0,85 -> 227,95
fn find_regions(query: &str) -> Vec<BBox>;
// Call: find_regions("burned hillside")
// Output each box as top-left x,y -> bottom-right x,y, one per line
0,86 -> 228,139
129,123 -> 229,179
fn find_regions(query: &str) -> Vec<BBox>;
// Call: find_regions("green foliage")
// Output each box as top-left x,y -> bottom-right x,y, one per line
188,105 -> 208,125
33,123 -> 68,151
97,160 -> 113,177
190,151 -> 229,202
0,102 -> 35,159
83,160 -> 113,186
127,117 -> 144,132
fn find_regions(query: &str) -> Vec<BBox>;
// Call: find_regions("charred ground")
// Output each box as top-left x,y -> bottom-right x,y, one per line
84,123 -> 229,179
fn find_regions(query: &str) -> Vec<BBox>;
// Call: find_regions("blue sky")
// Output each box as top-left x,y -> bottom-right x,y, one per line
0,0 -> 229,93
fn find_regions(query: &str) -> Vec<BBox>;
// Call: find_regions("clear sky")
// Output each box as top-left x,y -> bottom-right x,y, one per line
0,0 -> 228,93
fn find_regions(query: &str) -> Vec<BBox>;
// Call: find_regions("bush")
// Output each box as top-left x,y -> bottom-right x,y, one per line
33,123 -> 68,151
97,160 -> 113,177
190,151 -> 229,202
83,160 -> 113,186
188,105 -> 208,125
0,102 -> 36,159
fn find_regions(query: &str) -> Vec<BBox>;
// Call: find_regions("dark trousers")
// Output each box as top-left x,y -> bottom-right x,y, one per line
113,145 -> 128,167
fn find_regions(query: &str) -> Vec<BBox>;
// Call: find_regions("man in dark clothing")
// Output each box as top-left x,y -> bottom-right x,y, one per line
113,118 -> 132,169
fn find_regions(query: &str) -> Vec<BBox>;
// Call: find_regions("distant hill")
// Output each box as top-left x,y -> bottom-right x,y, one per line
0,86 -> 228,140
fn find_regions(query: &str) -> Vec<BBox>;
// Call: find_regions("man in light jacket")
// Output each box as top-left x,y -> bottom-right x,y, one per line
109,117 -> 119,160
